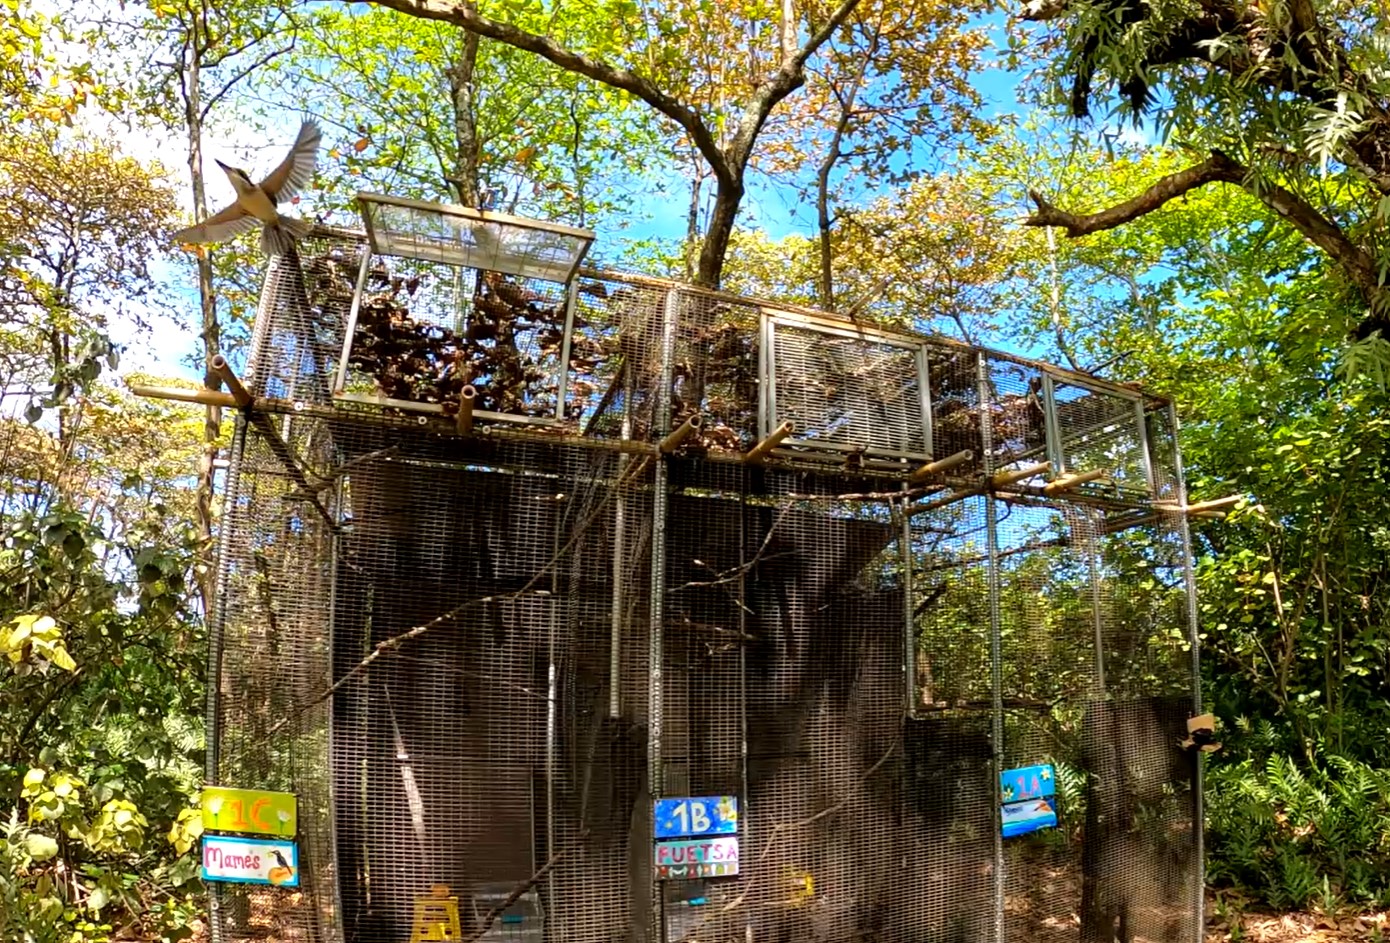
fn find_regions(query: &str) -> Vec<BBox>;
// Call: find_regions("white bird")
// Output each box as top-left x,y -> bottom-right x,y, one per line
173,119 -> 321,256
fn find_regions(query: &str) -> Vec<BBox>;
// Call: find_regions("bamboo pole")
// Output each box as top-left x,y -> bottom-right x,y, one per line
128,384 -> 238,408
743,421 -> 794,464
209,355 -> 252,408
659,414 -> 702,454
1041,468 -> 1106,496
908,449 -> 973,484
1154,494 -> 1243,514
988,461 -> 1050,489
456,385 -> 477,436
908,486 -> 982,517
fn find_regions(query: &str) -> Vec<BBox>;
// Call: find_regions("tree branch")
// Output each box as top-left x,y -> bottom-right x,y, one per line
1026,150 -> 1387,334
1024,150 -> 1244,236
350,0 -> 724,175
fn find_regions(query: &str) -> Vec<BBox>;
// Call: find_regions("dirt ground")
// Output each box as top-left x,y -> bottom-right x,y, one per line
1207,894 -> 1390,943
176,892 -> 1390,942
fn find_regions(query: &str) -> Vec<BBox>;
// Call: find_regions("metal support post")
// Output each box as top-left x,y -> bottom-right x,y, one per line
978,355 -> 1006,943
1169,403 -> 1206,943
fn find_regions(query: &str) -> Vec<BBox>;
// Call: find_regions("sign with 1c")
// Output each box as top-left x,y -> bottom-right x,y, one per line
653,796 -> 738,839
201,786 -> 297,838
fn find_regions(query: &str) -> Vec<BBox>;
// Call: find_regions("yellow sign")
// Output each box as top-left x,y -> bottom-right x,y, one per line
411,885 -> 462,942
201,786 -> 297,838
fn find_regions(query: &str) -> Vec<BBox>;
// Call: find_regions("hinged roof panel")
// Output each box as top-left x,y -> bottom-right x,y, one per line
357,192 -> 595,284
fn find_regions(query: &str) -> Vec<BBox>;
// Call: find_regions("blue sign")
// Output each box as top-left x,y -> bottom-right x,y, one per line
654,796 -> 738,839
1000,764 -> 1056,803
1001,798 -> 1058,838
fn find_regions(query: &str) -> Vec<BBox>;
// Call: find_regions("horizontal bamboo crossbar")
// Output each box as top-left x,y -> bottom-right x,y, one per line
988,461 -> 1051,489
1154,494 -> 1243,514
744,421 -> 794,464
660,414 -> 702,454
127,384 -> 238,408
908,450 -> 973,484
1042,469 -> 1107,496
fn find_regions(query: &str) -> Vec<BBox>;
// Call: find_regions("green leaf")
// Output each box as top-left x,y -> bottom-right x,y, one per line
26,832 -> 59,861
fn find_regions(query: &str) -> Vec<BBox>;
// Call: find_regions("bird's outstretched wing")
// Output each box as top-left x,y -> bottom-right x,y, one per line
260,119 -> 321,205
171,200 -> 257,245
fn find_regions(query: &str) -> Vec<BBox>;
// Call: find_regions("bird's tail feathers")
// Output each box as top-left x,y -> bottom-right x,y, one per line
261,215 -> 314,256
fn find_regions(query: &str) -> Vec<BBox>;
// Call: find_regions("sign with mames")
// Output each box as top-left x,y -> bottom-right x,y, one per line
201,835 -> 299,886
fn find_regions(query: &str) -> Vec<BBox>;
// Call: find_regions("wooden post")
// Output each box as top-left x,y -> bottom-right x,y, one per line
908,449 -> 973,485
456,385 -> 477,437
743,421 -> 794,464
659,414 -> 702,454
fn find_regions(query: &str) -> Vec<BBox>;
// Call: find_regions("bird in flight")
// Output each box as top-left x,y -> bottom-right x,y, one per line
173,119 -> 321,256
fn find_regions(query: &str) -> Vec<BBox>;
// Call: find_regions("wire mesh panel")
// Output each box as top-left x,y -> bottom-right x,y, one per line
1048,380 -> 1151,498
207,219 -> 1205,943
766,314 -> 931,462
208,413 -> 340,942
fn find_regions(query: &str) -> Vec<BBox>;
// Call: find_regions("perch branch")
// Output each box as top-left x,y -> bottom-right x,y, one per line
289,444 -> 401,498
675,505 -> 793,593
1024,151 -> 1245,237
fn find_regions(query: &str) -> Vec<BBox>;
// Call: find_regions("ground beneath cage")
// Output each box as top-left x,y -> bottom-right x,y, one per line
170,893 -> 1390,943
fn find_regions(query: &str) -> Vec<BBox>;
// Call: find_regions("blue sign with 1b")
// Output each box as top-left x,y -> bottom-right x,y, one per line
654,796 -> 738,839
999,764 -> 1055,804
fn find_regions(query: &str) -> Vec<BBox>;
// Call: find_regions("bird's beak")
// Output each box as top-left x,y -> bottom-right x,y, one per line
214,159 -> 232,174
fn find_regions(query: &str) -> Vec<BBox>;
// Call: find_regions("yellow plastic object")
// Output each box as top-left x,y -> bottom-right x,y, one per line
784,869 -> 815,907
411,885 -> 463,941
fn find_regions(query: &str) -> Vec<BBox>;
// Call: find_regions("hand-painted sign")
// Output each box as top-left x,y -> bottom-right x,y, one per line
999,764 -> 1055,804
201,835 -> 299,886
1001,798 -> 1058,838
201,786 -> 297,838
654,836 -> 740,879
653,796 -> 738,839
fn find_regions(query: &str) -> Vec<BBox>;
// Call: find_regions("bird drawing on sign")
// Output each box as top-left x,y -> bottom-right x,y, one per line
268,848 -> 296,886
172,119 -> 321,256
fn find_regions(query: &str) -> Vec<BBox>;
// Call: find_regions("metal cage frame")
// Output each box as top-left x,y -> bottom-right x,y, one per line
202,221 -> 1206,943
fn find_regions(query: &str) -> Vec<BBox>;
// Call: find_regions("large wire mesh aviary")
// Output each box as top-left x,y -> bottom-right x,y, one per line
204,200 -> 1204,943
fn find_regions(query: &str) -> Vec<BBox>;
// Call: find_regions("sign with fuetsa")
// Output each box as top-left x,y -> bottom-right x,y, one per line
201,835 -> 299,886
654,836 -> 740,879
653,796 -> 738,839
201,786 -> 297,838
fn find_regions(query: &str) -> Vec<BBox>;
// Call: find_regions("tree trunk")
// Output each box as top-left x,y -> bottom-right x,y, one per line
696,174 -> 744,289
685,167 -> 703,283
815,46 -> 871,311
447,25 -> 482,207
184,26 -> 220,617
